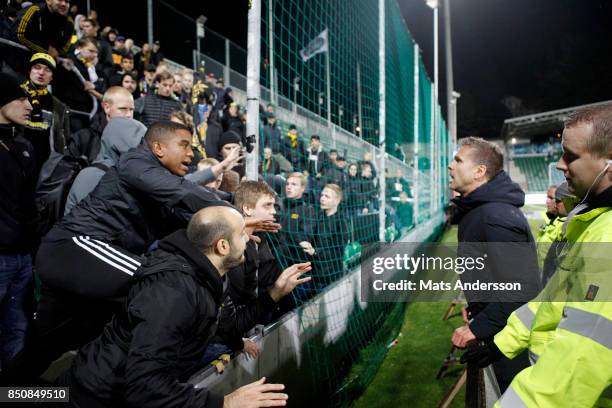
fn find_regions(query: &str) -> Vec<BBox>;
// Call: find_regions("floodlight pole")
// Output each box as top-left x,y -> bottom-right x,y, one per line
246,0 -> 261,180
378,0 -> 386,242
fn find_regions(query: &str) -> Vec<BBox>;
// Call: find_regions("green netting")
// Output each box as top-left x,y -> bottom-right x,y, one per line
255,0 -> 450,406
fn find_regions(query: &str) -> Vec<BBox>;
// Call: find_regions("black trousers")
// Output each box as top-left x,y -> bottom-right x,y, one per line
1,237 -> 141,384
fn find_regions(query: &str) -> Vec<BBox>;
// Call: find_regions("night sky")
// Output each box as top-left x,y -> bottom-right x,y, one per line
77,0 -> 612,140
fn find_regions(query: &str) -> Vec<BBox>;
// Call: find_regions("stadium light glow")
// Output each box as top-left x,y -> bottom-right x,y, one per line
426,0 -> 439,9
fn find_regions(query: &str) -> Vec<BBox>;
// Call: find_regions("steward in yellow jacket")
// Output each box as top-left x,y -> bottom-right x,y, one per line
462,104 -> 612,408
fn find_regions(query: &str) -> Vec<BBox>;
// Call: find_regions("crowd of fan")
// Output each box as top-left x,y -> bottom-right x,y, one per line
0,1 -> 415,404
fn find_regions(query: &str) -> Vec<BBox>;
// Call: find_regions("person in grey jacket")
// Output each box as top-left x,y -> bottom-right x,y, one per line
64,117 -> 147,215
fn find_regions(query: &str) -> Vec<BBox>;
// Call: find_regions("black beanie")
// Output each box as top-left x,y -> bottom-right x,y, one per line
218,130 -> 241,148
0,73 -> 28,108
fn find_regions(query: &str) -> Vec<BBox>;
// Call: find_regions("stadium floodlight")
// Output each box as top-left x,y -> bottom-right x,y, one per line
195,15 -> 207,70
426,0 -> 439,9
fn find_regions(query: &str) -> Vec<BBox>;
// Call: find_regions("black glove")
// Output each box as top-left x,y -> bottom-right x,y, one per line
460,342 -> 504,368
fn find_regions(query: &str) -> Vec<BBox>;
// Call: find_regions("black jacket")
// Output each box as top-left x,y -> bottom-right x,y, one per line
46,143 -> 227,255
312,210 -> 350,282
306,148 -> 330,176
134,93 -> 183,127
260,124 -> 281,154
204,110 -> 224,160
67,229 -> 225,408
0,124 -> 37,254
67,111 -> 106,162
53,54 -> 106,115
13,2 -> 73,56
279,135 -> 306,172
452,171 -> 540,339
214,237 -> 282,350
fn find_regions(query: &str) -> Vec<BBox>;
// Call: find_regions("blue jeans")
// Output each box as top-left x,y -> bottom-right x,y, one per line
0,254 -> 33,365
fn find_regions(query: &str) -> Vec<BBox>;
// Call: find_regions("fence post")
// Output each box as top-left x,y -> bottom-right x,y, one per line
245,0 -> 261,180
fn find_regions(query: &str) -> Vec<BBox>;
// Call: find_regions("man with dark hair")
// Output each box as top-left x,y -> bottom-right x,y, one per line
463,104 -> 612,407
6,121 -> 227,382
307,135 -> 329,178
64,206 -> 305,408
448,136 -> 540,392
13,0 -> 74,57
261,113 -> 281,154
80,17 -> 114,78
138,63 -> 157,96
53,36 -> 107,131
0,73 -> 35,368
135,71 -> 183,127
109,53 -> 135,87
280,124 -> 306,172
151,39 -> 164,66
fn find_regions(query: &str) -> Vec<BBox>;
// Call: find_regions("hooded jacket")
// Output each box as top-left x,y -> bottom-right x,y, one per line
64,118 -> 147,215
45,141 -> 227,255
67,111 -> 107,162
0,124 -> 37,254
451,171 -> 540,338
67,229 -> 225,408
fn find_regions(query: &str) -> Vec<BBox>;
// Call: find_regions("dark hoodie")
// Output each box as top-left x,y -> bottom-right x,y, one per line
66,229 -> 225,408
451,171 -> 539,332
64,118 -> 147,215
67,111 -> 108,162
0,123 -> 37,254
452,171 -> 539,391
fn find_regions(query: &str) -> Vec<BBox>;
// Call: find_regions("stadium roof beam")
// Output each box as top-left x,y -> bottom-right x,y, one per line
500,99 -> 612,142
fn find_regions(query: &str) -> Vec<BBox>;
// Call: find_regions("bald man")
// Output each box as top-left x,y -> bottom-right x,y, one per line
63,206 -> 309,408
68,86 -> 136,162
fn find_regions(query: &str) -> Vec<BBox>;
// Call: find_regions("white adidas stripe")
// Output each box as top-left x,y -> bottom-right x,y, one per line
72,237 -> 137,276
90,238 -> 142,267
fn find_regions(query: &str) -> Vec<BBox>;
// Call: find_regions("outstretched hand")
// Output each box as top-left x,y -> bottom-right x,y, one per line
269,262 -> 312,302
223,377 -> 287,408
245,217 -> 281,234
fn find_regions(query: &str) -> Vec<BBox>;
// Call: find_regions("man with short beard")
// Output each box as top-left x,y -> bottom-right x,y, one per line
63,206 -> 305,408
13,0 -> 74,57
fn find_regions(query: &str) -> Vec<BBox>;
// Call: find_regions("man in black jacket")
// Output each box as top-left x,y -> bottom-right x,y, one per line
0,74 -> 35,368
21,52 -> 70,172
5,121 -> 227,383
276,172 -> 317,267
64,206 -> 301,408
448,136 -> 540,391
13,0 -> 74,57
209,181 -> 310,359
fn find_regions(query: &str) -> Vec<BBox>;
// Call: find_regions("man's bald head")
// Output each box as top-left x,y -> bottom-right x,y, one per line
186,206 -> 243,255
102,86 -> 134,120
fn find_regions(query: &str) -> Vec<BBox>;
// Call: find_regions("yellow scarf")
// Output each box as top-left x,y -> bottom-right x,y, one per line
21,81 -> 48,98
287,132 -> 298,148
192,130 -> 206,158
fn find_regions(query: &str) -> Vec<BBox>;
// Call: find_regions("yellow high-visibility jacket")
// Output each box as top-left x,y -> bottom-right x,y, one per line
494,206 -> 612,407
